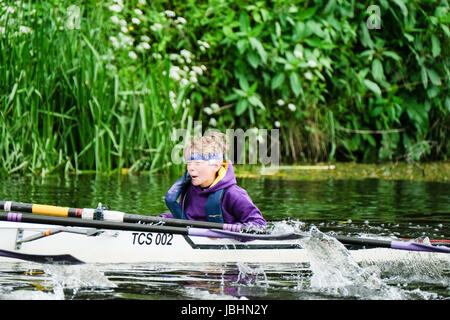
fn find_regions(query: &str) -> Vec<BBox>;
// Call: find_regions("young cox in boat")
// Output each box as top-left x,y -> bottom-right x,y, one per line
162,133 -> 266,227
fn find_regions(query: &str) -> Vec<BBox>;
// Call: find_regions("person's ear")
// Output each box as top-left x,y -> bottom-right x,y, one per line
211,160 -> 221,173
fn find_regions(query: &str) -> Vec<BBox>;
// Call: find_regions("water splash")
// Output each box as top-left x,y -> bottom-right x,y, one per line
298,226 -> 406,299
184,286 -> 248,300
236,262 -> 268,287
2,263 -> 118,300
43,264 -> 117,297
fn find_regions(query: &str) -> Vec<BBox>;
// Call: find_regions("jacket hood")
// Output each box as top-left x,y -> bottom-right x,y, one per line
193,160 -> 237,194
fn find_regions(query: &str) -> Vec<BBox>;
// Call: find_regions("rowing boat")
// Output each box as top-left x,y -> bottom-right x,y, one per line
0,201 -> 449,265
0,219 -> 449,265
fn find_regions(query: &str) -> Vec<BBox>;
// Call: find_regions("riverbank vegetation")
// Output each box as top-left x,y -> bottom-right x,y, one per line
235,161 -> 449,182
0,0 -> 448,176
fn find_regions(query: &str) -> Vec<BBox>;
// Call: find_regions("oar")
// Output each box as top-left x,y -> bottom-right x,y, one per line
331,235 -> 450,254
0,200 -> 242,232
0,212 -> 295,241
1,212 -> 449,253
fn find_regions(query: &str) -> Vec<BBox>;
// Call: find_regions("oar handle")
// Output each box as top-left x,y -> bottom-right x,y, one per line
0,201 -> 73,217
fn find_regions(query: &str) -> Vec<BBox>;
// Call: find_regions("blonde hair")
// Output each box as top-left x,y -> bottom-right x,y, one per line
184,132 -> 228,161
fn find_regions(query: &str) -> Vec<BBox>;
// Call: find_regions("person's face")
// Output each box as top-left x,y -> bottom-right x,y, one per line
187,160 -> 221,187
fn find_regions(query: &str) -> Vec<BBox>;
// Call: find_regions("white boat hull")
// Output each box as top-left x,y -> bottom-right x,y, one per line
0,221 -> 448,265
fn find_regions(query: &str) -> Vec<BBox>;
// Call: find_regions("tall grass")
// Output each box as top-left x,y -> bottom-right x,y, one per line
0,1 -> 193,176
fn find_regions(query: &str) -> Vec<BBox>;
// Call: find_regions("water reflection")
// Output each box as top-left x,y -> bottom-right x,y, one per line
1,174 -> 448,230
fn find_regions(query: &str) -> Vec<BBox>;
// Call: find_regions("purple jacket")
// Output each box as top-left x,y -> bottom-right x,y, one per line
161,160 -> 266,227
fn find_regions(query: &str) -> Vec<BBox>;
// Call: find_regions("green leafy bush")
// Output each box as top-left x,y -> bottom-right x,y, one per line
0,0 -> 448,175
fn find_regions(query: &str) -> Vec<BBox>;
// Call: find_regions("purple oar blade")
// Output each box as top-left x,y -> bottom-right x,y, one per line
391,241 -> 450,253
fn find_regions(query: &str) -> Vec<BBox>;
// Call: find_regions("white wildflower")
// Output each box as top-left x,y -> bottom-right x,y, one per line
169,66 -> 181,81
151,23 -> 163,31
180,49 -> 192,60
204,107 -> 213,115
19,26 -> 31,34
109,36 -> 120,48
274,121 -> 281,128
118,33 -> 134,47
276,99 -> 285,106
134,9 -> 143,15
210,103 -> 219,111
140,42 -> 150,50
200,65 -> 207,71
198,40 -> 210,52
141,35 -> 150,42
121,26 -> 128,33
136,42 -> 151,52
176,17 -> 187,24
138,0 -> 146,5
109,4 -> 123,13
209,118 -> 217,127
128,51 -> 137,59
197,40 -> 210,48
288,103 -> 296,112
110,16 -> 120,24
119,19 -> 127,27
132,17 -> 141,25
164,10 -> 176,17
152,53 -> 162,59
180,78 -> 189,86
192,66 -> 203,75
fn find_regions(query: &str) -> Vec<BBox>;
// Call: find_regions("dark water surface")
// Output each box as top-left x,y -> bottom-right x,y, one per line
0,174 -> 449,300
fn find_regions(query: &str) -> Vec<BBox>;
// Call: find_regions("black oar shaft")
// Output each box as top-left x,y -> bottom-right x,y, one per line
334,235 -> 391,248
123,214 -> 225,229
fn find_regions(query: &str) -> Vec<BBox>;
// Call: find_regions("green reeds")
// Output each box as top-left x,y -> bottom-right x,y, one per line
0,1 -> 192,176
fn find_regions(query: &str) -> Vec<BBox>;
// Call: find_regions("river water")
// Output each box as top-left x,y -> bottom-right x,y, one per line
0,173 -> 449,300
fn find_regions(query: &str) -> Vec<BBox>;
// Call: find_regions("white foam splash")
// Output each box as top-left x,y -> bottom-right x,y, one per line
299,226 -> 406,299
35,264 -> 117,299
236,262 -> 268,287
